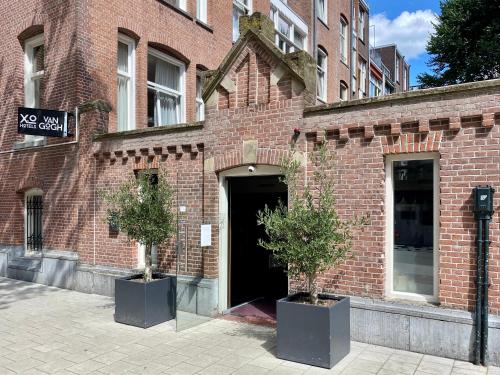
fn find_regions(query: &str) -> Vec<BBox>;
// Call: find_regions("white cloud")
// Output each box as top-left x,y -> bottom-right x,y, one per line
369,10 -> 438,60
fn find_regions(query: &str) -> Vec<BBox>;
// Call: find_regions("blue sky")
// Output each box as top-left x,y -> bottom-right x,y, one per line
368,1 -> 441,86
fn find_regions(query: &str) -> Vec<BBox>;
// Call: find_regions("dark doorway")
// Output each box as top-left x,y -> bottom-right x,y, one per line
228,175 -> 288,309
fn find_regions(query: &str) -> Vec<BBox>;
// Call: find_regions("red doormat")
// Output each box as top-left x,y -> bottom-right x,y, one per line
221,298 -> 277,327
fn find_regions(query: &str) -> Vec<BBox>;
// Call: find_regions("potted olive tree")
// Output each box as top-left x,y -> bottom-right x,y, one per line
257,141 -> 366,368
101,168 -> 176,328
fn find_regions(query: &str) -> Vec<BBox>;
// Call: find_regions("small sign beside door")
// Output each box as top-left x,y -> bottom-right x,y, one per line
200,224 -> 212,247
18,107 -> 68,137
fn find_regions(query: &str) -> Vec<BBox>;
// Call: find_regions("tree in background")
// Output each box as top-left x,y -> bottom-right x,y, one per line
418,0 -> 500,88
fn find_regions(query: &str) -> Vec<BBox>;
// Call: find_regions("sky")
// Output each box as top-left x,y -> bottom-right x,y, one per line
368,0 -> 441,86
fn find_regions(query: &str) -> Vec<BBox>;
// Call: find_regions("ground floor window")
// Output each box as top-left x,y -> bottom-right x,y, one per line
385,154 -> 439,301
25,189 -> 43,253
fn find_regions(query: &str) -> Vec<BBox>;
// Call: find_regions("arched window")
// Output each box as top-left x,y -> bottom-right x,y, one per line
25,188 -> 43,253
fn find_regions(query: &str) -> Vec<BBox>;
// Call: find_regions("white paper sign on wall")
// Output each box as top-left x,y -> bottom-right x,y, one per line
201,224 -> 212,247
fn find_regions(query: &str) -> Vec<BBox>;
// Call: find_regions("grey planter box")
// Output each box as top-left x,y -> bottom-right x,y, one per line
114,273 -> 176,328
276,293 -> 350,369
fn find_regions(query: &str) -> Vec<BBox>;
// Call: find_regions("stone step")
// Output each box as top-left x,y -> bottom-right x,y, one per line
8,257 -> 42,272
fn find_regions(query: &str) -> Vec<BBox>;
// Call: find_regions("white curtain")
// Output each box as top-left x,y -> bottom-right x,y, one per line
317,0 -> 325,21
154,57 -> 179,126
117,76 -> 128,131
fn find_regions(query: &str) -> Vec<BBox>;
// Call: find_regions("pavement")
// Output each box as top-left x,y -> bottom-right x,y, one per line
0,277 -> 499,375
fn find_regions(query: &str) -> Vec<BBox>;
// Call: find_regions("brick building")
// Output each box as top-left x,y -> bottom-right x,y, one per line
0,1 -> 499,365
370,44 -> 411,96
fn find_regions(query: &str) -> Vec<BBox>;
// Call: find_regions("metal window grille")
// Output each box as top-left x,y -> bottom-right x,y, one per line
26,195 -> 43,252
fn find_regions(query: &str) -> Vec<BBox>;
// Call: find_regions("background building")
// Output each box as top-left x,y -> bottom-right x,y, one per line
369,43 -> 411,97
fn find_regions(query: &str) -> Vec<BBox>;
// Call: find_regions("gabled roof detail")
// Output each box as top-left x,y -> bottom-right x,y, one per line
202,12 -> 316,105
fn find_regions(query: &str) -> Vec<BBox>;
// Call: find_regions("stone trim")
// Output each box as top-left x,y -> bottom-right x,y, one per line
304,79 -> 500,115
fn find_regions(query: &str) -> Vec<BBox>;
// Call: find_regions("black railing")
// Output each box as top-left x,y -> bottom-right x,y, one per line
26,195 -> 43,252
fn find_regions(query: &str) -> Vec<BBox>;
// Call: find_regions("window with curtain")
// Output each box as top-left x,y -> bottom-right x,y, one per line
395,56 -> 400,82
317,0 -> 327,23
340,18 -> 348,64
233,0 -> 251,42
317,48 -> 327,101
117,35 -> 135,132
358,8 -> 366,42
24,34 -> 44,109
359,58 -> 367,96
197,0 -> 207,23
196,72 -> 204,121
147,49 -> 185,127
24,34 -> 45,142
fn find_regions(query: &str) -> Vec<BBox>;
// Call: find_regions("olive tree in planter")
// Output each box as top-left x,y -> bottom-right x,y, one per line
257,141 -> 366,368
101,168 -> 176,328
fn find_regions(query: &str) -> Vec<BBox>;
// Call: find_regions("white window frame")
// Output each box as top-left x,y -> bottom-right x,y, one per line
340,82 -> 348,101
358,8 -> 366,42
385,153 -> 440,303
395,55 -> 400,83
147,48 -> 186,126
340,18 -> 348,64
403,67 -> 407,91
233,0 -> 252,42
270,0 -> 308,53
317,0 -> 327,24
117,34 -> 136,132
24,188 -> 43,254
24,34 -> 45,142
359,58 -> 367,97
197,0 -> 207,23
317,48 -> 327,101
196,71 -> 205,121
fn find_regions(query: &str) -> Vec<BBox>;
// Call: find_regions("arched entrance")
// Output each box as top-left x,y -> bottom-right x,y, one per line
218,165 -> 289,316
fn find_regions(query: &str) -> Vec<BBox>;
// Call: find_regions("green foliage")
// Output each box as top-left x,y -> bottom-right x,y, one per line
257,142 -> 366,304
100,168 -> 175,281
418,0 -> 500,88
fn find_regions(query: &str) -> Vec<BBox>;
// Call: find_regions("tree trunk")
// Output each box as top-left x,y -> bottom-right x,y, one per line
308,273 -> 318,305
144,243 -> 153,283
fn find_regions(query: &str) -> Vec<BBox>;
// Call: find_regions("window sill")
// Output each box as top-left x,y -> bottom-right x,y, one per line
13,138 -> 47,150
195,19 -> 213,33
318,17 -> 329,29
156,0 -> 193,21
93,121 -> 204,141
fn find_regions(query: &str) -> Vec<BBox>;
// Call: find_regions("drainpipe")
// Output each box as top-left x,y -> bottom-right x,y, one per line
474,217 -> 483,365
481,217 -> 490,365
473,185 -> 495,366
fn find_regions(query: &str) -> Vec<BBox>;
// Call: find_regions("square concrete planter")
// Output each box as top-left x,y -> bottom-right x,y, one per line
114,273 -> 176,328
276,293 -> 350,369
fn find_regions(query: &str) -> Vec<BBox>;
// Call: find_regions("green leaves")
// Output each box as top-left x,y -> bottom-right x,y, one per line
100,168 -> 175,253
418,0 -> 500,88
257,142 -> 367,304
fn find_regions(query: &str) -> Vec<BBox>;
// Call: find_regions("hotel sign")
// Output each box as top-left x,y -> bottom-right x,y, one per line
18,107 -> 68,137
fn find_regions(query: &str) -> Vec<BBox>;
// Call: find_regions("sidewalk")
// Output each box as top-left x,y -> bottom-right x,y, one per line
0,277 -> 498,375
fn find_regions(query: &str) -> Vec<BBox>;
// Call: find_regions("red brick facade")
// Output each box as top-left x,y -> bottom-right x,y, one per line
0,4 -> 499,319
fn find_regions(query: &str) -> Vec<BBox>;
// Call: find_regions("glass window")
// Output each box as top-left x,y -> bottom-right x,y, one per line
197,0 -> 207,23
340,82 -> 348,101
369,75 -> 382,97
196,72 -> 204,121
117,35 -> 135,131
25,189 -> 43,253
340,19 -> 348,64
317,48 -> 327,101
391,158 -> 436,298
317,0 -> 327,23
271,4 -> 306,54
395,56 -> 400,82
359,58 -> 367,96
147,49 -> 185,127
24,34 -> 44,109
164,0 -> 186,10
233,0 -> 251,42
358,8 -> 365,42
